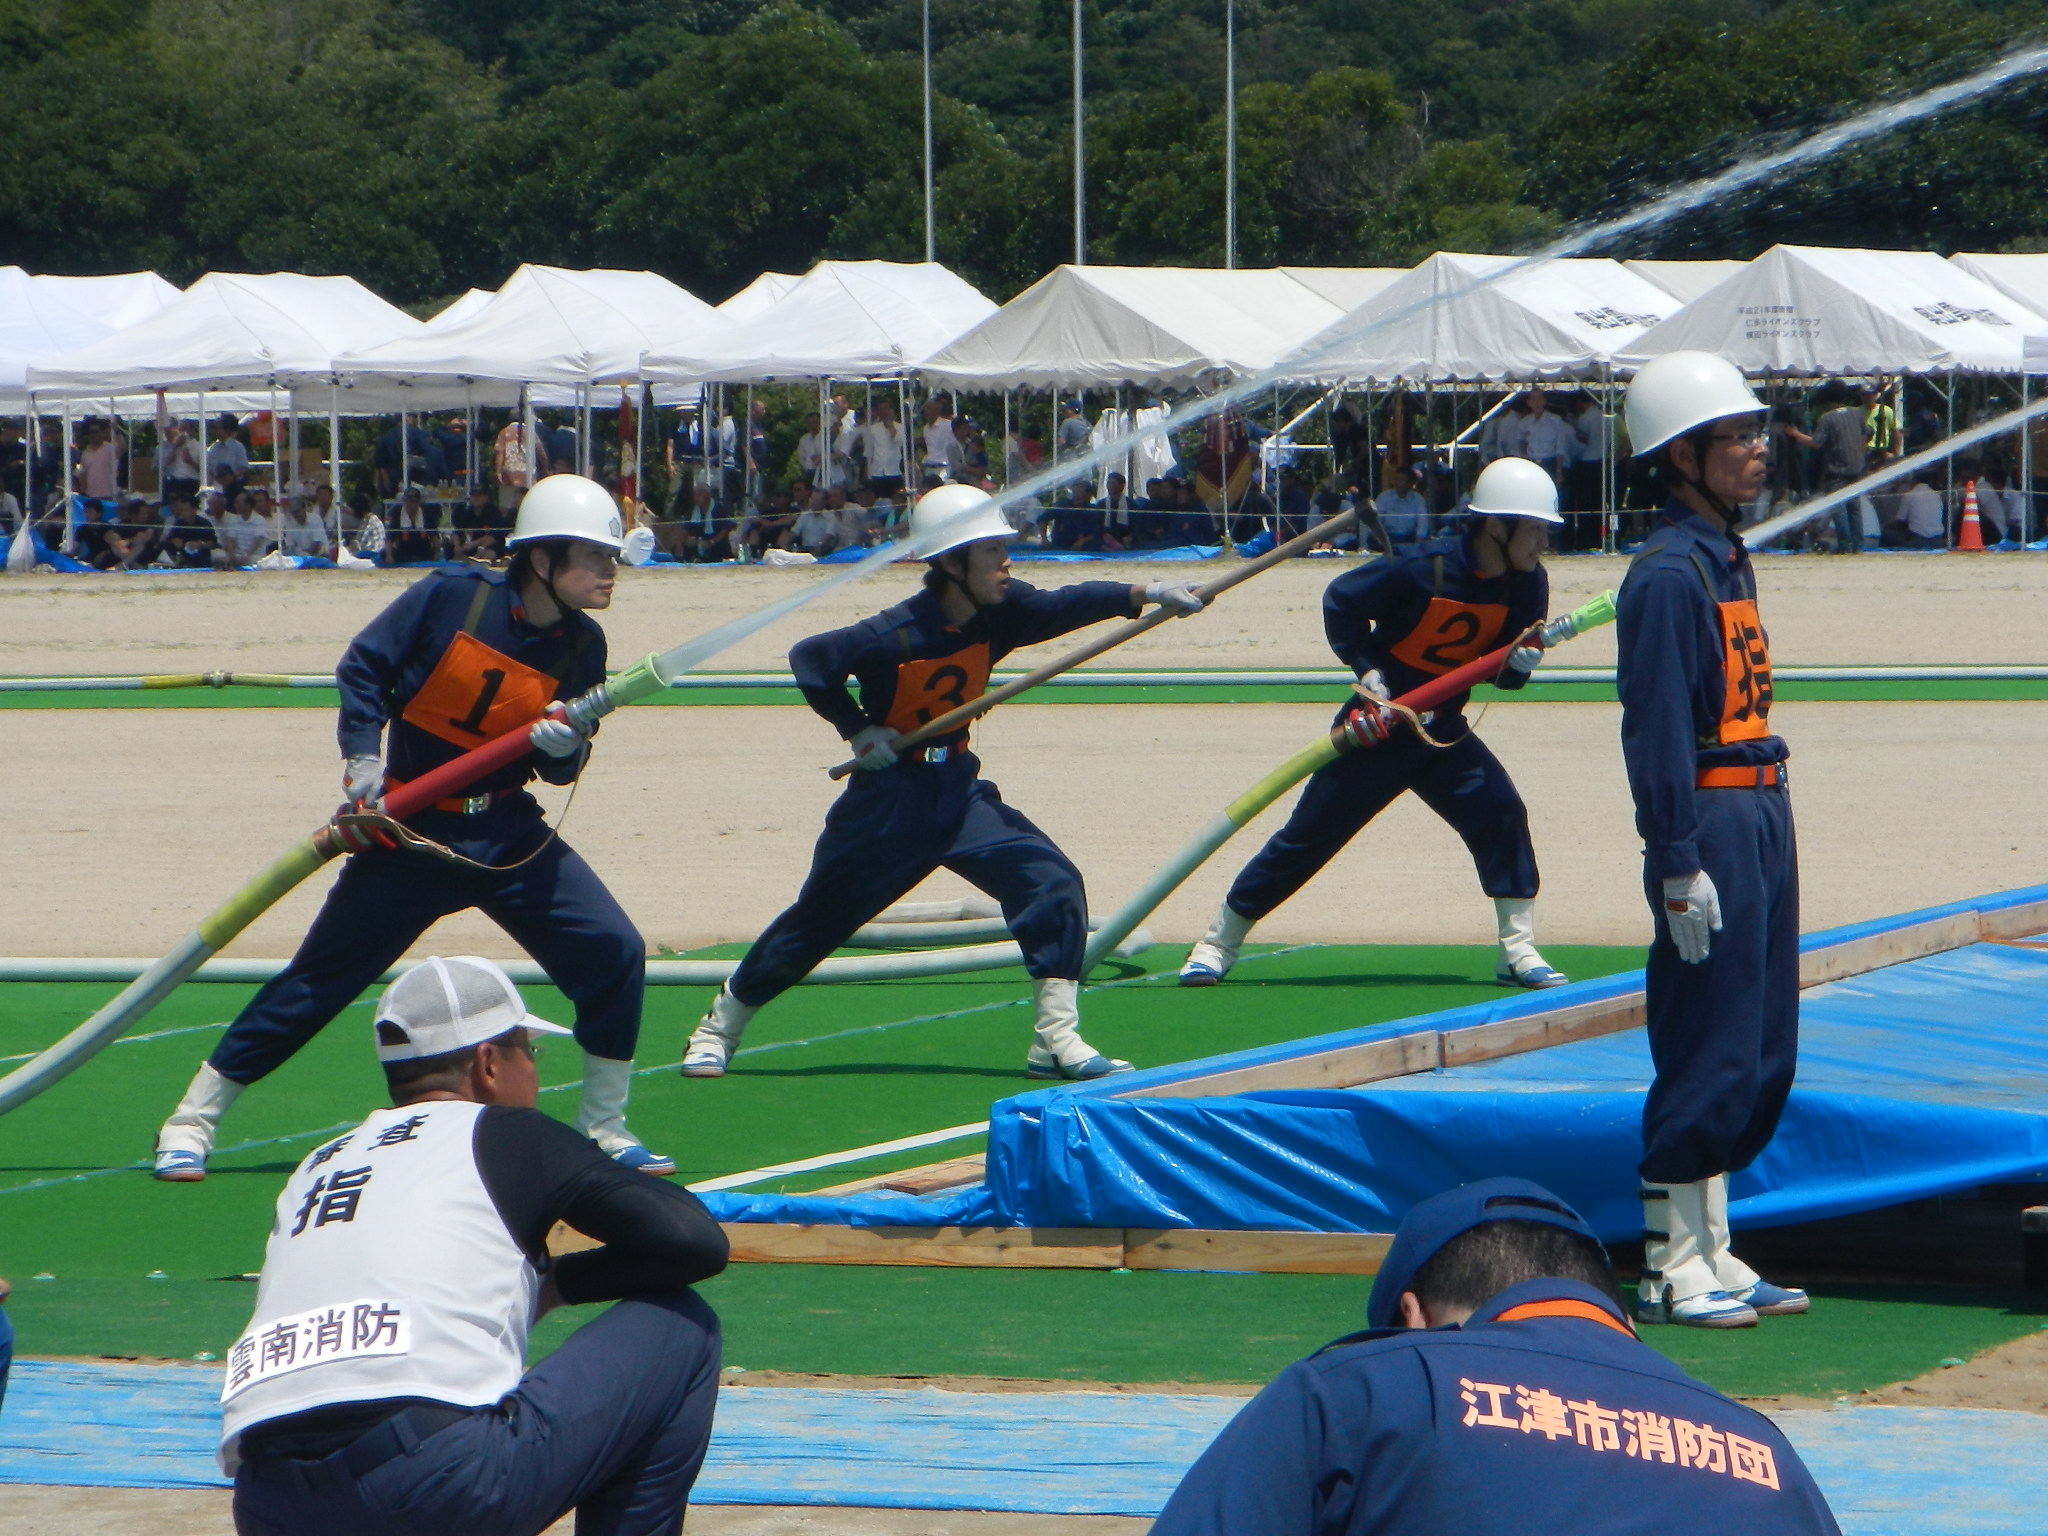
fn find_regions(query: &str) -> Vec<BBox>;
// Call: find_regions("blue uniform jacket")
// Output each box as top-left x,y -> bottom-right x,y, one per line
1616,505 -> 1788,882
335,569 -> 605,798
1153,1278 -> 1839,1536
791,579 -> 1139,747
1322,537 -> 1546,727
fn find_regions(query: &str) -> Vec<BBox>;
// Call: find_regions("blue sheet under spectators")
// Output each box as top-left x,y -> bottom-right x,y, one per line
0,532 -> 90,571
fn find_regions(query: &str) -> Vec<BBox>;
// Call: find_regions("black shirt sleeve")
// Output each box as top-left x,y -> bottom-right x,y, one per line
473,1106 -> 728,1303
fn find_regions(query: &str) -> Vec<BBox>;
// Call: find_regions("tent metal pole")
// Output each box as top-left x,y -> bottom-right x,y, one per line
745,385 -> 755,504
523,388 -> 538,485
329,386 -> 342,520
270,386 -> 285,552
62,399 -> 75,554
580,383 -> 592,477
633,384 -> 645,511
2024,373 -> 2034,544
401,408 -> 412,497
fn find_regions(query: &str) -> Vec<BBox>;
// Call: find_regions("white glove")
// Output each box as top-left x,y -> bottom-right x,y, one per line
1506,643 -> 1545,675
850,724 -> 902,771
529,718 -> 587,758
341,755 -> 384,808
1144,580 -> 1208,615
1357,668 -> 1391,701
1661,871 -> 1723,965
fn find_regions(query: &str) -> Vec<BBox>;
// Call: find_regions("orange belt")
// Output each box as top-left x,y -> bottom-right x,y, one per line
384,776 -> 516,815
1697,763 -> 1787,790
1494,1298 -> 1637,1339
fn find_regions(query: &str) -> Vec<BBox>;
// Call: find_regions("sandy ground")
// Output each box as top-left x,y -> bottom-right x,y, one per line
5,554 -> 2048,957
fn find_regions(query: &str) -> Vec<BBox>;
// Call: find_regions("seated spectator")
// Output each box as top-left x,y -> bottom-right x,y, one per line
671,482 -> 732,563
1228,483 -> 1275,547
74,501 -> 131,570
116,495 -> 166,569
345,492 -> 387,561
1374,467 -> 1430,545
217,490 -> 272,566
449,485 -> 503,562
789,490 -> 845,556
852,485 -> 897,544
387,486 -> 439,564
1098,472 -> 1135,545
279,496 -> 332,560
0,484 -> 19,538
1152,1178 -> 1842,1536
307,483 -> 339,546
1275,468 -> 1312,541
1896,474 -> 1947,549
161,495 -> 221,569
734,491 -> 798,561
1042,482 -> 1109,552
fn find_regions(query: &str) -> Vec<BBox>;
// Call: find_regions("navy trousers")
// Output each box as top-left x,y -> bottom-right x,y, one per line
232,1290 -> 720,1536
1639,782 -> 1801,1185
210,803 -> 643,1084
729,754 -> 1086,1007
1226,724 -> 1539,922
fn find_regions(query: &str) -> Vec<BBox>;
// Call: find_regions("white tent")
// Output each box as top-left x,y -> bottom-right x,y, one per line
30,272 -> 181,332
647,260 -> 997,384
1622,245 -> 2047,375
0,268 -> 113,411
1947,253 -> 2048,325
1290,252 -> 1680,384
338,265 -> 732,407
718,271 -> 803,321
920,265 -> 1346,391
427,288 -> 495,330
1624,260 -> 1748,304
1278,266 -> 1406,313
29,271 -> 426,398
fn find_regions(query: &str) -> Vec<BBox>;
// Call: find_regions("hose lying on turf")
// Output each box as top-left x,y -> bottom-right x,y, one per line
1077,590 -> 1620,974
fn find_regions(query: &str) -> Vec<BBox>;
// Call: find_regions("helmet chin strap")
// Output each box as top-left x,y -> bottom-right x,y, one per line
1673,431 -> 1742,527
933,551 -> 991,618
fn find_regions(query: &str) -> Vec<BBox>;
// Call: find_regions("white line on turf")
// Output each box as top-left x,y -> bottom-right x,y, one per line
0,1019 -> 227,1067
687,1121 -> 991,1193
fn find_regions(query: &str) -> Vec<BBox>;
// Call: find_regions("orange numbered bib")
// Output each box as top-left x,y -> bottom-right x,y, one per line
884,642 -> 991,737
401,630 -> 560,749
1716,598 -> 1773,743
1388,598 -> 1511,677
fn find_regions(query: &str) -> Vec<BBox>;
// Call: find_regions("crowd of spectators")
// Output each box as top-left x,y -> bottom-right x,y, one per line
0,379 -> 2021,573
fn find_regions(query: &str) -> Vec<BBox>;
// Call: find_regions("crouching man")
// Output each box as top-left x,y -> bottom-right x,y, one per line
1151,1177 -> 1840,1536
223,955 -> 728,1536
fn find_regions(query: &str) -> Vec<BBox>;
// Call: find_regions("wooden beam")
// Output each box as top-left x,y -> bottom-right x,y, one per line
1124,1228 -> 1390,1276
1980,900 -> 2048,942
1798,911 -> 1983,988
811,1155 -> 988,1198
1123,1029 -> 1439,1100
1440,993 -> 1646,1070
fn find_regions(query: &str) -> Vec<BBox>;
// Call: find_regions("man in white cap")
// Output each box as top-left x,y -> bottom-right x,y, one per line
155,474 -> 674,1181
223,955 -> 727,1536
682,483 -> 1207,1081
1617,351 -> 1806,1328
1181,457 -> 1570,992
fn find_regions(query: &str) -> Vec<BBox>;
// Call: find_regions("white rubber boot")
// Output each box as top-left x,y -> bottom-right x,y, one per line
576,1053 -> 675,1175
153,1063 -> 244,1182
1025,978 -> 1131,1080
1706,1174 -> 1808,1315
681,987 -> 757,1078
1180,904 -> 1253,986
1493,897 -> 1567,989
1638,1181 -> 1757,1328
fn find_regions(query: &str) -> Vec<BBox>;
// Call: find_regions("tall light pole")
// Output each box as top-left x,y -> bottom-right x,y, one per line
1224,0 -> 1236,268
1073,0 -> 1086,265
923,0 -> 935,263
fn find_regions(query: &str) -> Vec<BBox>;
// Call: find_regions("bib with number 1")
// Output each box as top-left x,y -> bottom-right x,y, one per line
402,630 -> 560,747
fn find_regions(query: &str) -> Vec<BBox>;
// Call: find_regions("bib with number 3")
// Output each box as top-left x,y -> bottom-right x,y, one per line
402,630 -> 560,748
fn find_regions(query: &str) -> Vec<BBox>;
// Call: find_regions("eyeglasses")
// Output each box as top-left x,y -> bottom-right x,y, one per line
498,1036 -> 544,1062
1710,430 -> 1767,450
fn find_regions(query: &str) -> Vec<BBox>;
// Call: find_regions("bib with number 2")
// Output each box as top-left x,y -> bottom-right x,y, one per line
1388,597 -> 1511,677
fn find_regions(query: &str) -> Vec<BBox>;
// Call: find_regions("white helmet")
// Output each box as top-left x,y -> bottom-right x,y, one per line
907,483 -> 1014,560
1625,351 -> 1765,456
1465,457 -> 1563,524
508,474 -> 626,551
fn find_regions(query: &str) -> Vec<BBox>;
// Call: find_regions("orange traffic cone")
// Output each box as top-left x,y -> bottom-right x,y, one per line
1957,481 -> 1986,551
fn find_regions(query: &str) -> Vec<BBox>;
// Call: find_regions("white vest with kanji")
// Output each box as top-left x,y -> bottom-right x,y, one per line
218,1100 -> 533,1471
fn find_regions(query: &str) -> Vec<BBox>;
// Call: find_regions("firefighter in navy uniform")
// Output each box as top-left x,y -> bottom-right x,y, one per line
1150,1178 -> 1842,1536
155,475 -> 673,1181
1181,457 -> 1569,991
1617,352 -> 1808,1329
680,484 -> 1208,1082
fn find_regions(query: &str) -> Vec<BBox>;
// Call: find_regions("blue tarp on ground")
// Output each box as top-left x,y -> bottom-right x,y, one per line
988,935 -> 2048,1240
4,1360 -> 2048,1531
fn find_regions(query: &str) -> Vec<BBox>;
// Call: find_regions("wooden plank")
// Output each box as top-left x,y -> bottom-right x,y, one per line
1122,1030 -> 1439,1100
722,1223 -> 1124,1269
1799,912 -> 1983,987
811,1156 -> 987,1198
1124,1228 -> 1392,1276
1981,899 -> 2048,942
1440,993 -> 1645,1070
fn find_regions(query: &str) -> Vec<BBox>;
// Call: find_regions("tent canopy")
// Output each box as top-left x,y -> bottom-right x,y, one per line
1290,252 -> 1679,384
648,260 -> 997,384
1622,244 -> 2047,376
338,266 -> 731,407
1623,259 -> 1748,304
1277,266 -> 1405,313
30,272 -> 181,332
29,272 -> 425,398
0,268 -> 114,409
718,271 -> 803,322
920,265 -> 1348,391
427,288 -> 495,331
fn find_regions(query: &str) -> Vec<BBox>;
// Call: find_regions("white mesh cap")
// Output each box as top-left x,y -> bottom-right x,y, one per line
372,955 -> 573,1062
